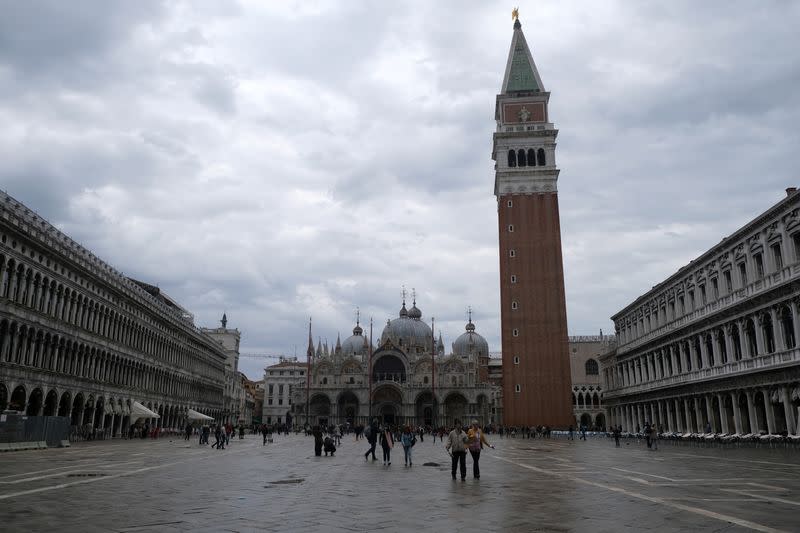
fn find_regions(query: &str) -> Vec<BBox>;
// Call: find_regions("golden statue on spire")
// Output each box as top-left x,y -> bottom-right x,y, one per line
512,7 -> 519,20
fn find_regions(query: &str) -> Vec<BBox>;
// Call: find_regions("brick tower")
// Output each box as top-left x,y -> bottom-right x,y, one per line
493,15 -> 573,427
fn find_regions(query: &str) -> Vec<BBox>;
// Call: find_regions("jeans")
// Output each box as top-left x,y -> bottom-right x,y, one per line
382,446 -> 391,463
451,451 -> 467,479
403,445 -> 412,465
469,449 -> 481,478
365,440 -> 377,459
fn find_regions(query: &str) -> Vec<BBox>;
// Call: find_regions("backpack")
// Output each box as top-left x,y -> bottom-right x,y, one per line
364,425 -> 372,439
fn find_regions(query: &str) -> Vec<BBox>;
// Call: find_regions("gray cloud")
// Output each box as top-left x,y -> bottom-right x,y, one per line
1,1 -> 798,379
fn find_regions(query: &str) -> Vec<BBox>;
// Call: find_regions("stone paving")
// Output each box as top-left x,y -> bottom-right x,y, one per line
0,432 -> 799,532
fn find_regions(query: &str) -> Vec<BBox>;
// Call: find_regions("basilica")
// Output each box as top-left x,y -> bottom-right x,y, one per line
290,297 -> 498,428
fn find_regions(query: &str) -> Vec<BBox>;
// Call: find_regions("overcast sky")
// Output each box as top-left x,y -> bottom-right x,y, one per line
2,1 -> 799,380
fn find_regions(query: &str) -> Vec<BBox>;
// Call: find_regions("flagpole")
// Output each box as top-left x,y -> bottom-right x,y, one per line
368,317 -> 373,424
431,316 -> 436,430
306,317 -> 311,430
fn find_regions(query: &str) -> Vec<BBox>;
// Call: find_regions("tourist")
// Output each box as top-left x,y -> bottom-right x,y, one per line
652,425 -> 660,451
261,424 -> 269,445
185,423 -> 192,441
467,419 -> 494,479
580,424 -> 587,441
644,422 -> 652,448
212,425 -> 224,450
568,425 -> 574,440
334,424 -> 342,446
380,425 -> 394,466
312,425 -> 323,456
446,419 -> 468,481
613,425 -> 621,447
401,426 -> 416,467
364,418 -> 379,461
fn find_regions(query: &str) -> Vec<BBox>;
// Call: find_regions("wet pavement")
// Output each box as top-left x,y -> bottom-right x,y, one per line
0,432 -> 798,532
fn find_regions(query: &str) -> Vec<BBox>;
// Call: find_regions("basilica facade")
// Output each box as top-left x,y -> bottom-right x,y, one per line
290,299 -> 498,428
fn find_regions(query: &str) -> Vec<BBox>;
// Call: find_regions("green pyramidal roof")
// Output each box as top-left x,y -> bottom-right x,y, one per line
506,42 -> 539,92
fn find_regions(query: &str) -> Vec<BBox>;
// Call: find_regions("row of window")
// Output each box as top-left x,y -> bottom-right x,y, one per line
507,148 -> 546,168
619,232 -> 800,344
0,254 -> 219,379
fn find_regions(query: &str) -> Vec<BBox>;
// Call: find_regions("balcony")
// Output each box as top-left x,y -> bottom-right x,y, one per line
619,264 -> 800,355
605,346 -> 800,399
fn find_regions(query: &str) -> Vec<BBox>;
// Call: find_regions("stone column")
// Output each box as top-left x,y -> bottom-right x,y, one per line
684,399 -> 694,432
762,388 -> 776,434
791,301 -> 800,349
745,390 -> 759,433
723,325 -> 735,363
772,307 -> 785,352
754,315 -> 766,356
717,393 -> 729,433
711,333 -> 721,366
698,335 -> 709,368
731,392 -> 743,435
781,386 -> 796,435
703,395 -> 714,432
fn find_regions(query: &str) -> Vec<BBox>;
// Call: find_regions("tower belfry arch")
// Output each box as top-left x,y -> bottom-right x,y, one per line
493,13 -> 573,427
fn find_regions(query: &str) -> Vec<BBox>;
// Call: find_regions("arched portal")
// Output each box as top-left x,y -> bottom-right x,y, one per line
309,394 -> 331,426
373,385 -> 403,425
443,392 -> 468,427
9,385 -> 26,412
595,413 -> 606,430
71,393 -> 85,426
337,391 -> 359,425
58,391 -> 71,418
26,387 -> 44,416
415,391 -> 436,426
737,393 -> 751,434
580,413 -> 592,428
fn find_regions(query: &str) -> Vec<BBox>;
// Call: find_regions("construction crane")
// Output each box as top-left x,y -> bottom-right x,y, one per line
239,353 -> 299,361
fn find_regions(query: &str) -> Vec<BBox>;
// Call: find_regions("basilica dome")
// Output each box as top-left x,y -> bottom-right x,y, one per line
452,318 -> 489,358
381,300 -> 432,352
341,322 -> 369,357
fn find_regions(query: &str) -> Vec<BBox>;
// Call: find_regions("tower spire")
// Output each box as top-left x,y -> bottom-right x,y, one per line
501,10 -> 545,94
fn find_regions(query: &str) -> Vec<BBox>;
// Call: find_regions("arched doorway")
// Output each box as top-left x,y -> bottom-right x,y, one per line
309,394 -> 331,427
738,393 -> 751,434
9,385 -> 26,412
43,390 -> 58,416
753,391 -> 767,433
580,413 -> 592,428
26,387 -> 43,416
443,392 -> 468,427
337,391 -> 359,426
415,391 -> 436,426
373,385 -> 403,425
71,393 -> 85,426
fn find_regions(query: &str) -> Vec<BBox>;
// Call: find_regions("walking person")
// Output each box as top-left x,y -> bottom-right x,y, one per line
613,425 -> 621,447
644,422 -> 652,449
364,418 -> 379,461
312,425 -> 323,457
580,424 -> 587,441
568,425 -> 574,440
467,419 -> 494,479
401,426 -> 416,467
261,424 -> 269,445
380,425 -> 394,466
185,423 -> 193,441
445,419 -> 468,481
652,425 -> 660,451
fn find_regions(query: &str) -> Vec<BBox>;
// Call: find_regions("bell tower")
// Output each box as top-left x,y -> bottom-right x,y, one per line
493,14 -> 573,427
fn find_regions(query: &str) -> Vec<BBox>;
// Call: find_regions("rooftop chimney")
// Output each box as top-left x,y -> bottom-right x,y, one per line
787,187 -> 797,197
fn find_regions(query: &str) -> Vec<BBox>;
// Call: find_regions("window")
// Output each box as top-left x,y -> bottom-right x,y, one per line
517,149 -> 527,167
507,199 -> 513,207
527,148 -> 536,166
513,356 -> 520,364
515,384 -> 521,393
511,275 -> 517,283
699,285 -> 706,305
268,399 -> 273,405
711,278 -> 718,300
585,359 -> 599,375
268,385 -> 273,394
509,249 -> 516,257
278,399 -> 283,405
322,377 -> 328,384
754,253 -> 764,278
508,224 -> 514,232
507,150 -> 517,167
793,233 -> 800,260
724,270 -> 732,293
688,290 -> 695,310
300,371 -> 304,376
279,371 -> 284,376
288,398 -> 292,405
423,376 -> 429,384
772,243 -> 783,270
678,296 -> 685,315
511,301 -> 518,309
513,328 -> 519,337
738,262 -> 747,286
278,385 -> 284,395
537,148 -> 546,166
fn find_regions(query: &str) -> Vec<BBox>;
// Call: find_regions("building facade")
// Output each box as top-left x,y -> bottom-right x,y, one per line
570,335 -> 614,430
263,358 -> 306,425
200,314 -> 243,424
493,16 -> 573,427
291,299 -> 499,428
602,189 -> 800,436
0,192 -> 227,436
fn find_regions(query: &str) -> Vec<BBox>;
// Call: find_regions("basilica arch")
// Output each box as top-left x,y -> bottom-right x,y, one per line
372,384 -> 403,425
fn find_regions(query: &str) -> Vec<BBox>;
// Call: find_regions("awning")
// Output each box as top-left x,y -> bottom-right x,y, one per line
187,409 -> 214,421
130,401 -> 160,420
